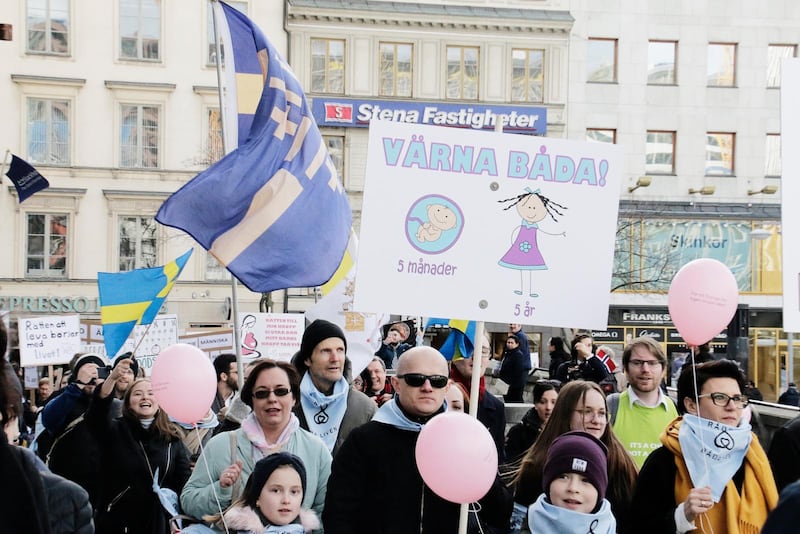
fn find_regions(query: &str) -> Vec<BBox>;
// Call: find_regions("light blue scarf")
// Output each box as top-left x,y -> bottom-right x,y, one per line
527,494 -> 616,534
372,398 -> 425,432
678,413 -> 752,502
299,373 -> 349,452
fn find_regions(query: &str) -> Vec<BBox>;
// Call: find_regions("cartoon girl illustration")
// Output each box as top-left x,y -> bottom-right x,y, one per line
498,188 -> 567,297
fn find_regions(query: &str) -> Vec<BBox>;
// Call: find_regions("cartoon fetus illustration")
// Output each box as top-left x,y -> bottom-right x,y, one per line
415,203 -> 457,243
498,188 -> 567,297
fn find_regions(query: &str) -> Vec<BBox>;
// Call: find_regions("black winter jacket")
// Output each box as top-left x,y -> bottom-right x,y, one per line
323,418 -> 512,533
86,391 -> 191,534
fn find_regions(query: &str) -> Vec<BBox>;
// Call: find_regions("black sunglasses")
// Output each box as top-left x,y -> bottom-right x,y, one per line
252,387 -> 291,399
396,373 -> 448,389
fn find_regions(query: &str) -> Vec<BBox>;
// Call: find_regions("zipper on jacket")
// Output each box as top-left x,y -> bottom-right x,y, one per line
107,486 -> 130,512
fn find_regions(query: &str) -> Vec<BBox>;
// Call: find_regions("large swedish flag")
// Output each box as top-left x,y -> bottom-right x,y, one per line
155,1 -> 351,293
98,249 -> 192,358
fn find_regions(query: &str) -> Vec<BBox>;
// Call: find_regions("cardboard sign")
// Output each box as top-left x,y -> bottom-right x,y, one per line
180,329 -> 235,354
354,120 -> 623,329
18,315 -> 82,366
238,313 -> 305,362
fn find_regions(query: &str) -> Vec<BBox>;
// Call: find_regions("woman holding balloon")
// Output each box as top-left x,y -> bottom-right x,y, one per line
179,359 -> 331,528
629,360 -> 778,533
86,357 -> 191,533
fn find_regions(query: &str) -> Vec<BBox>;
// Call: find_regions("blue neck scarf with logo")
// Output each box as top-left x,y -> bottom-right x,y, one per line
678,413 -> 752,501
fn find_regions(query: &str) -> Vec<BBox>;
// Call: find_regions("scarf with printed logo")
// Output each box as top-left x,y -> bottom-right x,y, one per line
662,416 -> 777,534
299,373 -> 348,453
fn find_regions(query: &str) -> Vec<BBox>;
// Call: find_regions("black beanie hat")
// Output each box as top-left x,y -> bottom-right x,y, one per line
299,319 -> 347,362
69,354 -> 108,383
245,452 -> 307,502
542,431 -> 608,506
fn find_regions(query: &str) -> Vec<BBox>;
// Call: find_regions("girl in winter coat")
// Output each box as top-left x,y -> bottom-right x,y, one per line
204,452 -> 319,533
87,358 -> 191,533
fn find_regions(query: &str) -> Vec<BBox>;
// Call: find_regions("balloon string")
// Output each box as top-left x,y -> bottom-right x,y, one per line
690,346 -> 712,490
195,423 -> 230,532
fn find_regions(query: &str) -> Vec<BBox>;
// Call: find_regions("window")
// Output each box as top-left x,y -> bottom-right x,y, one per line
587,38 -> 617,83
511,48 -> 544,102
27,97 -> 70,165
324,135 -> 344,184
645,131 -> 675,174
206,0 -> 247,65
205,253 -> 231,281
765,134 -> 781,177
27,0 -> 69,55
120,104 -> 159,168
26,213 -> 68,278
119,0 -> 160,60
705,132 -> 735,176
647,41 -> 676,84
311,39 -> 345,94
586,128 -> 616,144
446,46 -> 479,99
119,216 -> 157,271
379,42 -> 413,97
767,45 -> 796,88
707,43 -> 736,87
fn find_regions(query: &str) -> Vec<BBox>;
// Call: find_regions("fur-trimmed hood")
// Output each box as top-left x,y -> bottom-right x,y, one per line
223,504 -> 320,533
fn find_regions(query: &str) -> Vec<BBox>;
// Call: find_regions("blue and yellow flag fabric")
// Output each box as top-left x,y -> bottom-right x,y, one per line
98,249 -> 192,357
155,1 -> 351,293
426,318 -> 477,361
5,154 -> 50,203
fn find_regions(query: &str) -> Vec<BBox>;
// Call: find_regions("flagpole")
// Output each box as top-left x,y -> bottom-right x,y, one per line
458,320 -> 486,534
210,0 -> 244,387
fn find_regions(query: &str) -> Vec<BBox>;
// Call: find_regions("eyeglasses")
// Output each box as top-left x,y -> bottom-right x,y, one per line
629,359 -> 663,369
575,408 -> 607,421
698,392 -> 749,408
252,387 -> 291,399
396,373 -> 449,389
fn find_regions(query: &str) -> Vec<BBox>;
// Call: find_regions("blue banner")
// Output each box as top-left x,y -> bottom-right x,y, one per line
312,97 -> 547,135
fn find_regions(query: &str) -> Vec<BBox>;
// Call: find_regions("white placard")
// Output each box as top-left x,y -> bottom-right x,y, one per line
782,59 -> 800,332
118,315 -> 180,373
238,313 -> 305,362
24,366 -> 38,389
354,120 -> 623,329
180,330 -> 234,353
18,315 -> 82,366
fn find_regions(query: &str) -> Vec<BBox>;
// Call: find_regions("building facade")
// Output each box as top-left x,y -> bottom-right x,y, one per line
1,0 -> 795,398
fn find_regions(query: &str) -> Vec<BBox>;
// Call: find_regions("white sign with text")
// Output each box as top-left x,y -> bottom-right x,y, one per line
239,313 -> 305,362
354,120 -> 623,329
19,315 -> 82,366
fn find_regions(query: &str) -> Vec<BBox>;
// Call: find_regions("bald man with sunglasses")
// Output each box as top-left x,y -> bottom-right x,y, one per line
323,346 -> 512,533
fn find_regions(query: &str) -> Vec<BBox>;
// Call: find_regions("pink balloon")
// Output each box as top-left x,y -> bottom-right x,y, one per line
668,259 -> 739,346
415,411 -> 498,504
150,343 -> 217,424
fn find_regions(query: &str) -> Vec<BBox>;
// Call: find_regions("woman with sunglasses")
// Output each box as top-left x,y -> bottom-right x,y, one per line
181,359 -> 331,527
629,360 -> 778,534
508,380 -> 637,533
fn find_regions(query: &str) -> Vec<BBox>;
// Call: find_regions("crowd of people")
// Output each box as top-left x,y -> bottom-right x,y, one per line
5,317 -> 800,533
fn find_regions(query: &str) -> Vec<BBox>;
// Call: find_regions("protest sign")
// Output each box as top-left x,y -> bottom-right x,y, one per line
354,120 -> 623,329
180,329 -> 235,358
18,315 -> 81,366
238,313 -> 304,362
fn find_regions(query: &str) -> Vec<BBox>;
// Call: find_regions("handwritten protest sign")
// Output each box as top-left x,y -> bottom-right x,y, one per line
239,313 -> 304,362
19,315 -> 81,366
354,120 -> 623,329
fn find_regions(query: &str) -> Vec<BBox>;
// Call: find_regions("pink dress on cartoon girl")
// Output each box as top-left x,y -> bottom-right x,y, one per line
498,221 -> 547,270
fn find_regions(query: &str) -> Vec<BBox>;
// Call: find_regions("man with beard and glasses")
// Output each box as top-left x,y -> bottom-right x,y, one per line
211,353 -> 239,431
607,336 -> 677,469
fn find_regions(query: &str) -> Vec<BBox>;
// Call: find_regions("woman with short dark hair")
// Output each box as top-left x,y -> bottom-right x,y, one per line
630,360 -> 778,533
